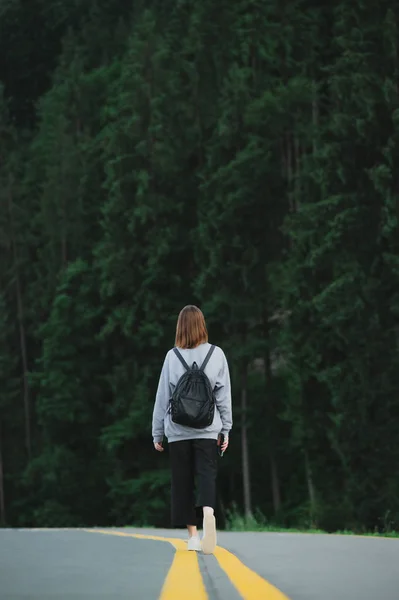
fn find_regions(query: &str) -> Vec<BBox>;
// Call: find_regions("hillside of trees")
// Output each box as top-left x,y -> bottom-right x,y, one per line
1,0 -> 398,533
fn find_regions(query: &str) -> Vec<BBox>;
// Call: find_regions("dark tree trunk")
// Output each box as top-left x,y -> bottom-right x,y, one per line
264,313 -> 282,514
241,364 -> 252,518
8,180 -> 31,461
0,420 -> 6,525
305,449 -> 317,528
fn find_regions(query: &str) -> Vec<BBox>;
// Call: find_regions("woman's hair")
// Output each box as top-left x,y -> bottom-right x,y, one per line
175,305 -> 209,349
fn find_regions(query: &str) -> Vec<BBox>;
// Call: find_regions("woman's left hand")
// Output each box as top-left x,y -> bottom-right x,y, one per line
154,442 -> 164,452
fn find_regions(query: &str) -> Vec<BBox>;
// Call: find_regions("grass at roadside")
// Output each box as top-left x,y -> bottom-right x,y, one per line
333,529 -> 399,538
225,511 -> 323,534
225,509 -> 399,538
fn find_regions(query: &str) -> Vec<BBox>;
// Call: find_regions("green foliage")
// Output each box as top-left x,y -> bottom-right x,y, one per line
0,0 -> 398,534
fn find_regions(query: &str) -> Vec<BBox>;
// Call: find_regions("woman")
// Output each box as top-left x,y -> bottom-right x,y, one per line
152,305 -> 232,554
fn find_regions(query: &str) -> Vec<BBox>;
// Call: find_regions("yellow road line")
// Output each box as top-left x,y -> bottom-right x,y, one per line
214,546 -> 290,600
85,530 -> 207,600
84,529 -> 179,544
160,545 -> 207,600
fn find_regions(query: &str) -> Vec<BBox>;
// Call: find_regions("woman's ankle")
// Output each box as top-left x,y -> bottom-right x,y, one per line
187,524 -> 198,538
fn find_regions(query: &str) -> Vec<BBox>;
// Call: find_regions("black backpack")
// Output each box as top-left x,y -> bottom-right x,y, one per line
170,345 -> 216,429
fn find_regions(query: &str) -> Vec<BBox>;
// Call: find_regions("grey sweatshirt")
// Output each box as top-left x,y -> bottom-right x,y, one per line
152,342 -> 233,443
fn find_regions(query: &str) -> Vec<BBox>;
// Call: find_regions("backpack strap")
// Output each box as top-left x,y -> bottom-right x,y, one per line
200,345 -> 215,372
173,348 -> 190,371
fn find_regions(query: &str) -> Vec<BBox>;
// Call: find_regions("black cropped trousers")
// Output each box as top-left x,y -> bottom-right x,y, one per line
169,438 -> 217,527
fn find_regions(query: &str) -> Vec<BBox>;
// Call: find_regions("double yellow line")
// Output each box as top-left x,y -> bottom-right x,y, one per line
86,529 -> 289,600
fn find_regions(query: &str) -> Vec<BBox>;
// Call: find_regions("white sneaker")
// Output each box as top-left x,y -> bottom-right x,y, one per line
201,513 -> 217,555
187,535 -> 202,551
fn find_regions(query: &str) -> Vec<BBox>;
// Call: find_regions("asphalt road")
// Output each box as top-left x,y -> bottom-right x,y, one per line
0,527 -> 398,599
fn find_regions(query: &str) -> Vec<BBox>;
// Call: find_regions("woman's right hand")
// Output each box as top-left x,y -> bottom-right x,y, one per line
154,442 -> 164,452
221,436 -> 229,453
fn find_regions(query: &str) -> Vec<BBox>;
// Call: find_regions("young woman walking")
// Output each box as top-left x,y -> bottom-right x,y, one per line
152,305 -> 232,554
